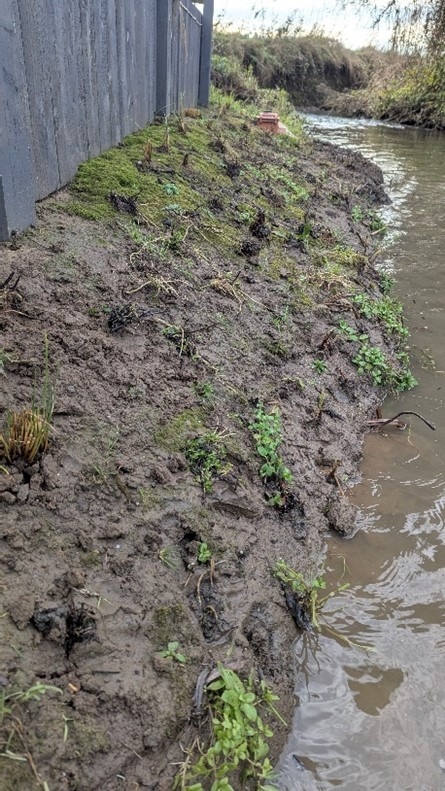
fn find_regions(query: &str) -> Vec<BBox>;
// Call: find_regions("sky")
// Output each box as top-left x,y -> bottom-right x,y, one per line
213,1 -> 393,50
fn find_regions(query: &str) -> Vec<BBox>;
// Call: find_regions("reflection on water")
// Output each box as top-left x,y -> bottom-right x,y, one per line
278,115 -> 445,790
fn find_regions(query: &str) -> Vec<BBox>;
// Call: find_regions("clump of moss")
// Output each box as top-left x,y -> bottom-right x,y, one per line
154,408 -> 206,452
154,603 -> 187,647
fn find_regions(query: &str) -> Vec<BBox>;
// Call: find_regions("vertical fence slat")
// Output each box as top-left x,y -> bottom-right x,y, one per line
81,0 -> 101,158
51,0 -> 88,185
156,0 -> 172,117
0,0 -> 35,238
198,0 -> 213,107
106,0 -> 121,146
16,0 -> 59,198
147,0 -> 157,119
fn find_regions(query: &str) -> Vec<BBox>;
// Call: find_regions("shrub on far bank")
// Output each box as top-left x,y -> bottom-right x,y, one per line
213,31 -> 369,106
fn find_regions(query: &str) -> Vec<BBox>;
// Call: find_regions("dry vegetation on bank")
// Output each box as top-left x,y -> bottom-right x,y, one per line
213,29 -> 445,128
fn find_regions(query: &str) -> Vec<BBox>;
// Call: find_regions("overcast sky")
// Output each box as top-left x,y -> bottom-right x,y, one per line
213,1 -> 393,50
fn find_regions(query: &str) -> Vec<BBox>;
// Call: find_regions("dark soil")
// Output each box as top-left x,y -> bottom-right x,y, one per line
0,105 -> 400,790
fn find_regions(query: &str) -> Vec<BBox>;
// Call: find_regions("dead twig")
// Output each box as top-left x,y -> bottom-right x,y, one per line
367,411 -> 435,431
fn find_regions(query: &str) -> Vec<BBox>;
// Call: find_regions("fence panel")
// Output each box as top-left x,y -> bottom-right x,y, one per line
15,0 -> 59,197
0,0 -> 210,239
171,0 -> 202,111
51,1 -> 89,187
0,0 -> 36,235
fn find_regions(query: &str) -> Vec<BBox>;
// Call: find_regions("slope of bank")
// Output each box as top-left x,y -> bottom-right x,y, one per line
0,93 -> 414,790
212,31 -> 372,107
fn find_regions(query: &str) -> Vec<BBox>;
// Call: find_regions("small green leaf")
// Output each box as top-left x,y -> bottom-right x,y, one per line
241,702 -> 258,721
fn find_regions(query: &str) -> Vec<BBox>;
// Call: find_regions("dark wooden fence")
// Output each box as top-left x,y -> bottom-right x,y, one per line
0,0 -> 213,240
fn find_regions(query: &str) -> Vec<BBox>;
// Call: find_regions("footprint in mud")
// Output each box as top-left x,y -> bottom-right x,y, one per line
32,600 -> 98,659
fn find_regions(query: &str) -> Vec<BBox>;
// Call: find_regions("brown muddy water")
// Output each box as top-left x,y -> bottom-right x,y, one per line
278,116 -> 445,790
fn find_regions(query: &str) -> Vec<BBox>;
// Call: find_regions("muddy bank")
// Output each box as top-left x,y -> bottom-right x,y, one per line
0,101 -> 411,790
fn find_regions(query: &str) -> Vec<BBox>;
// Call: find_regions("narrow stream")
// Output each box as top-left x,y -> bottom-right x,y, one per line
278,115 -> 445,790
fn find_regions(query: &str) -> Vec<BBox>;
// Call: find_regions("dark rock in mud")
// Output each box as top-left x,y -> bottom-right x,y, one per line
326,497 -> 359,535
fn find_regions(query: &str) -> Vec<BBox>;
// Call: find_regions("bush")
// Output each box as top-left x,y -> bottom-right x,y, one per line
213,31 -> 369,105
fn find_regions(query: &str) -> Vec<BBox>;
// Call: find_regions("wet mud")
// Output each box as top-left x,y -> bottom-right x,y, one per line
0,111 -> 400,790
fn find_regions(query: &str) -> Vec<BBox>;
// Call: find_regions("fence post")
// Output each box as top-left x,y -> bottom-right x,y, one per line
0,0 -> 36,240
156,0 -> 173,117
198,0 -> 214,107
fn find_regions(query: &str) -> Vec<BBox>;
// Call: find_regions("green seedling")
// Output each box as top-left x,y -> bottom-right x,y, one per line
193,381 -> 214,405
338,320 -> 368,343
390,369 -> 418,392
312,358 -> 327,374
197,542 -> 212,564
274,560 -> 328,629
339,322 -> 417,392
379,273 -> 395,295
159,642 -> 187,665
174,664 -> 284,790
249,403 -> 292,485
272,305 -> 291,331
274,559 -> 350,630
184,431 -> 232,493
0,683 -> 62,726
351,204 -> 365,222
163,182 -> 179,196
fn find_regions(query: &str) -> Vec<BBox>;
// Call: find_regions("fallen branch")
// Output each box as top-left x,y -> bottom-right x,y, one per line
367,411 -> 435,431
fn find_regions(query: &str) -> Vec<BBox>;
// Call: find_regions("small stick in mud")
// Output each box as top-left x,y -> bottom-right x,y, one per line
367,411 -> 436,431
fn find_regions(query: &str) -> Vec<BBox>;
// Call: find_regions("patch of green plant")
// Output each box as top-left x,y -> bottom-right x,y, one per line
389,368 -> 418,393
249,403 -> 292,485
197,542 -> 212,564
379,272 -> 395,295
353,293 -> 408,337
274,559 -> 334,629
351,205 -> 386,234
275,171 -> 308,202
193,381 -> 215,406
353,339 -> 417,391
339,322 -> 417,392
235,203 -> 257,224
351,204 -> 365,222
175,664 -> 284,791
87,423 -> 120,483
272,305 -> 291,330
367,210 -> 386,234
338,320 -> 367,343
312,358 -> 327,374
184,431 -> 232,493
352,340 -> 390,386
0,335 -> 55,465
163,182 -> 179,196
124,220 -> 170,261
265,339 -> 292,359
159,641 -> 187,664
155,408 -> 205,452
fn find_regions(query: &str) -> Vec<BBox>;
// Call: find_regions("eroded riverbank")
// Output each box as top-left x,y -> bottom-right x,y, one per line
276,113 -> 445,791
0,100 -> 412,790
